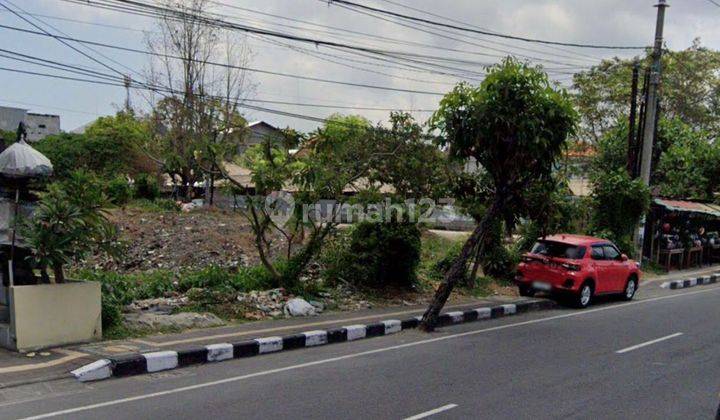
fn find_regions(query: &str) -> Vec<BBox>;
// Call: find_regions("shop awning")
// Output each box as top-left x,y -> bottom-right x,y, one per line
654,198 -> 720,217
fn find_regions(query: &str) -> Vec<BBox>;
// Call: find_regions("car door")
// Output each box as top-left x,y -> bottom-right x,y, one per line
602,244 -> 627,292
590,244 -> 613,293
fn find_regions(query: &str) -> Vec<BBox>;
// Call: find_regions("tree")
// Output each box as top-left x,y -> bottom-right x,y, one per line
573,40 -> 720,142
144,0 -> 253,200
34,112 -> 153,180
21,172 -> 119,283
420,59 -> 577,331
590,169 -> 651,255
590,116 -> 717,199
656,130 -> 720,201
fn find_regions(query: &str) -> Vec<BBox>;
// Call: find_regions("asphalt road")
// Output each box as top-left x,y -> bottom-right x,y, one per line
3,282 -> 720,419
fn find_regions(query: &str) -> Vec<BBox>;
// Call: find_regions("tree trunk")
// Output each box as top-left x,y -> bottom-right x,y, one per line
40,265 -> 50,284
419,199 -> 503,332
52,264 -> 65,284
468,242 -> 483,287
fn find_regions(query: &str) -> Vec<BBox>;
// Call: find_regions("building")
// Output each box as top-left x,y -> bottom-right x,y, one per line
238,121 -> 283,154
0,106 -> 60,142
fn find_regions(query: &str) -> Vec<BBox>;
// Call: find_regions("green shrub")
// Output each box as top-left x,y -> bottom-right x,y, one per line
130,198 -> 180,212
106,176 -> 133,205
235,265 -> 278,292
155,198 -> 181,212
178,265 -> 233,293
590,169 -> 650,257
430,240 -> 463,281
134,173 -> 160,200
481,243 -> 519,282
323,221 -> 421,289
134,270 -> 176,299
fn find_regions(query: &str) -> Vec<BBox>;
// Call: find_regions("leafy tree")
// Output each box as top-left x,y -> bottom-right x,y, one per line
656,130 -> 720,201
590,116 -> 717,199
34,112 -> 153,179
573,40 -> 720,142
21,171 -> 119,283
590,169 -> 651,255
420,58 -> 576,331
368,112 -> 448,199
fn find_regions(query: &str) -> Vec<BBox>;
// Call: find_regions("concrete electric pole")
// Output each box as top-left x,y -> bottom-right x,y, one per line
636,0 -> 669,263
639,0 -> 669,185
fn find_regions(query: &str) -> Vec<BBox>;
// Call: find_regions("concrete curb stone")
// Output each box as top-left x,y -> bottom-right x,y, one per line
663,272 -> 719,290
72,299 -> 556,382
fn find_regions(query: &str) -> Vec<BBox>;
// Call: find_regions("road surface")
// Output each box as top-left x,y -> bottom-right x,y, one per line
2,282 -> 720,419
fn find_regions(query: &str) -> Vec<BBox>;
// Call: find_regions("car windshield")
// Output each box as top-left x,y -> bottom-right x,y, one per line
530,240 -> 585,259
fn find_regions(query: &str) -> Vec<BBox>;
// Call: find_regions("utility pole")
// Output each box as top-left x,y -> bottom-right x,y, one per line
638,0 -> 668,185
636,0 -> 669,263
123,75 -> 132,112
627,62 -> 640,178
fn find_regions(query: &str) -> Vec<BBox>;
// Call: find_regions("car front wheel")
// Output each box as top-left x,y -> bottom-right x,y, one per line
574,282 -> 593,308
622,277 -> 638,301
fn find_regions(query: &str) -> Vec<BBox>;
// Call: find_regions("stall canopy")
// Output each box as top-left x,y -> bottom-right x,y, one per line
653,198 -> 720,217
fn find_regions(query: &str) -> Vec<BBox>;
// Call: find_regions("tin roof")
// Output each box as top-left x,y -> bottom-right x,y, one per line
654,198 -> 720,217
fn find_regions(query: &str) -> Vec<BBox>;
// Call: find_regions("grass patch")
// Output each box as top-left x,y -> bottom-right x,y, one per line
127,198 -> 180,212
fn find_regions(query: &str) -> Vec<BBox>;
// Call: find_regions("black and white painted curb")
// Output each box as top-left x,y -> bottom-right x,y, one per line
71,300 -> 554,382
661,272 -> 720,290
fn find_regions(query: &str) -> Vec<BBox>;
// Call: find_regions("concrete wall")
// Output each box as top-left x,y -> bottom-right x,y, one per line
25,113 -> 61,142
0,106 -> 26,134
8,282 -> 102,351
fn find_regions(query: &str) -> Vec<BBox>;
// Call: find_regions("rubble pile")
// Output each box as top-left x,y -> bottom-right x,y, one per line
82,207 -> 286,273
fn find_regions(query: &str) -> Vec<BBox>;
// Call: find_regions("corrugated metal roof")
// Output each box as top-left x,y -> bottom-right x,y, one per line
654,198 -> 720,217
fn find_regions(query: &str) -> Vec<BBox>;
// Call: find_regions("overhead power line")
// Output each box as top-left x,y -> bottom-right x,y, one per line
209,0 -> 598,65
0,56 -> 435,113
0,24 -> 449,96
58,0 -> 588,80
0,66 -> 442,136
326,0 -> 648,50
379,0 -> 603,62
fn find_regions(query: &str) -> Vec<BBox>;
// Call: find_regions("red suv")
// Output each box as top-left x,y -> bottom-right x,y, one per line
515,234 -> 641,308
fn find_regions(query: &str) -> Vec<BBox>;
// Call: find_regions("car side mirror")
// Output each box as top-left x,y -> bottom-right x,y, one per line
621,254 -> 628,262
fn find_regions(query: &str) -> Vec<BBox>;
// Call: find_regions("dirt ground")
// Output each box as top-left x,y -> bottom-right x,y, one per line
82,206 -> 276,273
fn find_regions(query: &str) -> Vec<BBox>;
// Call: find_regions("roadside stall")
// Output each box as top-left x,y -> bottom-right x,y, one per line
649,198 -> 720,271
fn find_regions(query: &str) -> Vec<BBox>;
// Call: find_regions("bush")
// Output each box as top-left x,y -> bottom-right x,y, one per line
155,198 -> 181,212
590,169 -> 650,257
131,198 -> 180,212
134,173 -> 160,200
481,243 -> 519,282
106,176 -> 133,205
323,221 -> 421,289
134,271 -> 176,299
430,240 -> 463,280
81,263 -> 279,332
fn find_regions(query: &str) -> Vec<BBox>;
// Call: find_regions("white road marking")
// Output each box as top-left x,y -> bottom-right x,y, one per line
404,404 -> 458,420
615,332 -> 684,354
17,285 -> 720,420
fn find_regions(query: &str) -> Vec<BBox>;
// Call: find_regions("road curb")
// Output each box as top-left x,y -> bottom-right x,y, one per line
661,272 -> 719,290
71,299 -> 555,382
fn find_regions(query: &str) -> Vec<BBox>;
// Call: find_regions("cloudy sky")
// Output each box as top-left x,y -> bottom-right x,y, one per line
1,0 -> 718,132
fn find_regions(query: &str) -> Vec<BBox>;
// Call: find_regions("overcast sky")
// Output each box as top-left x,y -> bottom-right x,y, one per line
1,0 -> 719,132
